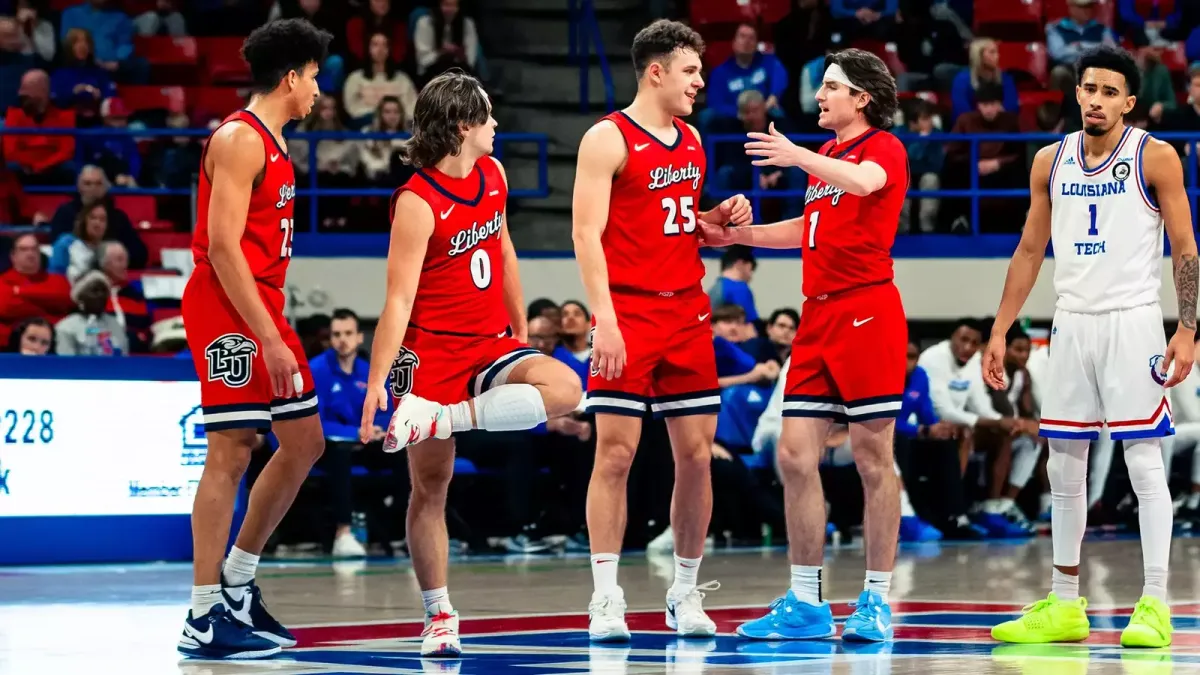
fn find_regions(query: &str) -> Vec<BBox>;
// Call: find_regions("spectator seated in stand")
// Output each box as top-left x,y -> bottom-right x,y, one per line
0,17 -> 37,113
988,326 -> 1049,526
901,100 -> 944,233
292,94 -> 359,230
4,316 -> 55,355
48,197 -> 109,282
59,0 -> 147,83
830,0 -> 899,43
949,38 -> 1019,126
1139,46 -> 1176,127
891,339 -> 954,541
4,69 -> 76,185
701,23 -> 789,137
708,91 -> 804,218
413,0 -> 481,86
943,82 -> 1025,233
134,0 -> 188,37
707,245 -> 759,324
15,0 -> 56,65
342,31 -> 418,129
1116,0 -> 1185,47
0,233 -> 74,347
359,96 -> 410,187
754,307 -> 798,364
47,165 -> 148,269
97,241 -> 150,353
1046,0 -> 1118,81
52,27 -> 117,128
80,97 -> 141,188
55,269 -> 128,356
555,300 -> 592,378
711,303 -> 779,450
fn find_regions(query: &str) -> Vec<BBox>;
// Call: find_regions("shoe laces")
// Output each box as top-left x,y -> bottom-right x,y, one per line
673,581 -> 720,615
1129,598 -> 1163,629
422,611 -> 457,638
589,593 -> 626,619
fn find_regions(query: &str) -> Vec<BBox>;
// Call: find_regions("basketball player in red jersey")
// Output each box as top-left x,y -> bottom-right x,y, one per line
702,49 -> 907,642
176,19 -> 331,661
359,71 -> 583,658
572,20 -> 752,642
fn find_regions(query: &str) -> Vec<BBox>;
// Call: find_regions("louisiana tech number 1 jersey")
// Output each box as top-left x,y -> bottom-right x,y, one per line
800,129 -> 908,298
602,112 -> 707,294
390,156 -> 510,336
192,110 -> 297,289
1048,126 -> 1163,312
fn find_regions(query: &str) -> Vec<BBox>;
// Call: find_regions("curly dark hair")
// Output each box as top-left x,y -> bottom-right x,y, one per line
241,18 -> 333,95
824,48 -> 898,129
631,19 -> 706,79
398,69 -> 490,169
1076,44 -> 1141,96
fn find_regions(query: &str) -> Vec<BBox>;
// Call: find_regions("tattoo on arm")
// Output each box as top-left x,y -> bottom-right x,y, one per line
1177,253 -> 1198,330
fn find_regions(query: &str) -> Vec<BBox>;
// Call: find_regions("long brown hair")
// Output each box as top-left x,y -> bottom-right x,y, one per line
825,48 -> 898,129
398,69 -> 489,168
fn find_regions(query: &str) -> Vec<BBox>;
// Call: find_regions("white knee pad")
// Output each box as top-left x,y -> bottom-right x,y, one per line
1047,439 -> 1088,496
1124,439 -> 1166,497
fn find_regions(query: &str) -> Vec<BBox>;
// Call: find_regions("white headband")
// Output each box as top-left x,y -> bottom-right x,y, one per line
823,63 -> 863,92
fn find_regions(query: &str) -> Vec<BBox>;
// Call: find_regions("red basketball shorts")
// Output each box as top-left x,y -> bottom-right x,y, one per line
181,266 -> 316,433
784,282 -> 907,422
586,285 -> 719,418
389,325 -> 541,406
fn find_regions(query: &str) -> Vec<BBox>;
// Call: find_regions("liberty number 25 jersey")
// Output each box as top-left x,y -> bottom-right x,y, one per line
1048,126 -> 1163,313
601,112 -> 707,294
191,109 -> 297,290
390,155 -> 510,337
800,129 -> 908,298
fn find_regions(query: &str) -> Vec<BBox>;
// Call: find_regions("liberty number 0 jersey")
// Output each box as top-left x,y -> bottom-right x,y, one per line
191,109 -> 297,289
800,129 -> 908,298
602,111 -> 707,294
390,155 -> 510,337
1048,126 -> 1163,313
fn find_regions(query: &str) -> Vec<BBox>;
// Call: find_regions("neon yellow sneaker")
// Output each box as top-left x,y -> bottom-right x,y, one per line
1120,596 -> 1172,648
991,594 -> 1090,644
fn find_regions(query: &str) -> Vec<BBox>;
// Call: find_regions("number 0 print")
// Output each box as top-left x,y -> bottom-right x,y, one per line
661,196 -> 696,235
470,248 -> 492,289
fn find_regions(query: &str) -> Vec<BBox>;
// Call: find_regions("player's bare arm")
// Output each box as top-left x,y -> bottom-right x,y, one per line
205,121 -> 297,398
982,142 -> 1057,390
1144,137 -> 1197,386
686,123 -> 753,228
745,122 -> 887,196
494,159 -> 527,342
572,121 -> 626,379
361,190 -> 436,441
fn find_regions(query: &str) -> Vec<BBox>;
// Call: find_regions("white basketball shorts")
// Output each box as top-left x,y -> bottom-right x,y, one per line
1039,303 -> 1174,442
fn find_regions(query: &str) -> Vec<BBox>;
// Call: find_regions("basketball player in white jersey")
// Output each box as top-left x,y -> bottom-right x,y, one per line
983,45 -> 1197,648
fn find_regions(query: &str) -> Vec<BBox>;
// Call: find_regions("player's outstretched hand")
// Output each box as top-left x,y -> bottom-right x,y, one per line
745,122 -> 803,167
264,339 -> 300,399
1164,330 -> 1195,388
697,219 -> 736,247
590,320 -> 626,381
980,334 -> 1008,390
361,381 -> 389,444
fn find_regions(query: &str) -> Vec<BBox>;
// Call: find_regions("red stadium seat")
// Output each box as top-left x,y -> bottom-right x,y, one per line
852,41 -> 906,75
1017,89 -> 1064,130
197,38 -> 251,85
1161,41 -> 1189,73
997,41 -> 1049,86
1135,0 -> 1174,15
703,40 -> 734,70
114,195 -> 157,224
119,85 -> 186,113
135,36 -> 198,66
974,0 -> 1043,40
1045,0 -> 1115,25
142,232 -> 192,268
690,0 -> 755,27
188,87 -> 248,119
757,0 -> 791,24
21,194 -> 69,221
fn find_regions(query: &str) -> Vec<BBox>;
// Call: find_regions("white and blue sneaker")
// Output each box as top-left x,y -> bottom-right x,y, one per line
735,590 -> 836,640
223,579 -> 297,647
841,589 -> 893,642
178,603 -> 281,660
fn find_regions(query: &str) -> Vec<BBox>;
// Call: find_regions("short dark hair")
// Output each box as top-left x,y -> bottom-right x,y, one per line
975,81 -> 1005,104
399,69 -> 490,169
241,19 -> 333,95
824,48 -> 898,129
720,244 -> 757,270
631,19 -> 705,80
527,298 -> 559,320
1076,44 -> 1141,97
331,308 -> 360,329
768,308 -> 800,328
1005,325 -> 1030,345
561,299 -> 590,320
952,317 -> 983,335
712,303 -> 746,323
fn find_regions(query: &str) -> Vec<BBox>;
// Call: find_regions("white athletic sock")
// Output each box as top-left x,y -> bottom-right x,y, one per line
895,463 -> 916,518
222,546 -> 260,587
447,384 -> 548,433
1188,492 -> 1200,510
1052,568 -> 1080,601
192,584 -> 223,617
591,553 -> 620,594
864,570 -> 892,601
1048,439 -> 1089,572
1125,440 -> 1173,601
670,555 -> 701,595
421,586 -> 451,614
789,565 -> 822,605
1009,435 -> 1041,490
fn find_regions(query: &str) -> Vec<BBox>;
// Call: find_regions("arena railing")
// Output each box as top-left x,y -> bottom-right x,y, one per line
0,127 -> 551,230
567,0 -> 616,113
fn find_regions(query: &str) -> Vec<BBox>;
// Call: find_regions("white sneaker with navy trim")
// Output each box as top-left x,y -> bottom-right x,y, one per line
666,581 -> 719,637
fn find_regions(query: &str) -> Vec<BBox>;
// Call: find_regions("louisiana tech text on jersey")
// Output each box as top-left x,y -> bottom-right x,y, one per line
447,211 -> 504,256
1059,180 -> 1127,198
648,162 -> 702,191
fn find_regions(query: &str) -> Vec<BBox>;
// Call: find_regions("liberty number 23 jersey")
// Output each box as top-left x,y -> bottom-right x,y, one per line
390,155 -> 510,337
601,111 -> 707,294
1048,126 -> 1164,313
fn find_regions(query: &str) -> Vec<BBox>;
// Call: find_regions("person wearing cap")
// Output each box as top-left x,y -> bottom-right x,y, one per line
80,96 -> 140,187
1047,0 -> 1118,73
54,269 -> 128,356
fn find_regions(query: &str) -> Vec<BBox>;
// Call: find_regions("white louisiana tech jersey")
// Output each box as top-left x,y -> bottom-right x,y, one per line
1048,125 -> 1163,313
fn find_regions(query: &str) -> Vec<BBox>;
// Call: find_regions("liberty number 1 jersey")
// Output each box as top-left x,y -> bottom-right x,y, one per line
192,109 -> 297,289
390,155 -> 510,336
800,129 -> 908,298
1048,126 -> 1163,313
602,111 -> 707,294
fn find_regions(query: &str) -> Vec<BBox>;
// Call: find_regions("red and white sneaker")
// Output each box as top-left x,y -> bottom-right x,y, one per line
384,395 -> 452,452
421,607 -> 462,657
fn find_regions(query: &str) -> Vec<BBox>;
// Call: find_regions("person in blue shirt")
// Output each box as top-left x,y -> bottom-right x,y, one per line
1046,0 -> 1117,72
830,0 -> 899,43
707,245 -> 759,324
702,23 -> 789,132
949,38 -> 1020,126
59,0 -> 148,83
309,309 -> 394,557
712,304 -> 778,450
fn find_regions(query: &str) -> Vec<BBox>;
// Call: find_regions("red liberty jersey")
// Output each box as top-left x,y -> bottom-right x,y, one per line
192,110 -> 297,289
390,155 -> 509,336
602,112 -> 707,294
801,129 -> 908,298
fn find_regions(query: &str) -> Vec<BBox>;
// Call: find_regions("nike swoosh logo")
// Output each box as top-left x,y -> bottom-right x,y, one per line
440,206 -> 455,219
698,313 -> 710,321
489,189 -> 500,196
853,317 -> 874,327
270,153 -> 279,162
634,143 -> 650,151
497,331 -> 507,338
184,622 -> 214,644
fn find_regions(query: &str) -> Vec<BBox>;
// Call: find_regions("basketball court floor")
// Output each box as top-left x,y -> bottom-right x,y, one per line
3,537 -> 1199,674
